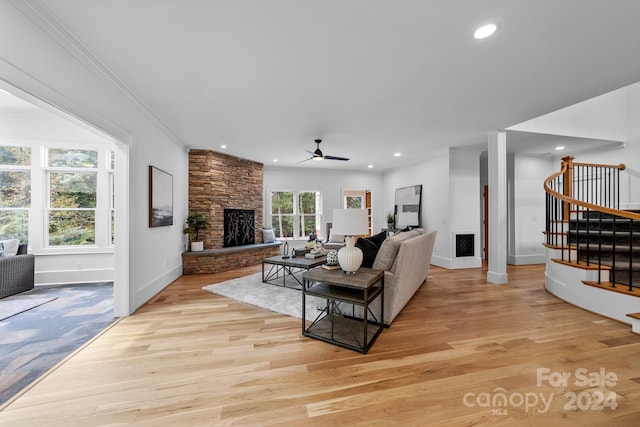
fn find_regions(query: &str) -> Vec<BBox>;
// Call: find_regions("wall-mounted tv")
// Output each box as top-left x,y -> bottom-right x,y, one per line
394,185 -> 422,228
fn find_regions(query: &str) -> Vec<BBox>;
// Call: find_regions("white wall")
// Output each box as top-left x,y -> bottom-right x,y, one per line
449,150 -> 482,268
383,148 -> 452,267
1,2 -> 188,314
573,83 -> 640,208
263,166 -> 384,242
509,155 -> 554,265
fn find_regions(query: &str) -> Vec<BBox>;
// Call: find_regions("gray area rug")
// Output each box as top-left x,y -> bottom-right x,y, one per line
203,272 -> 323,321
0,282 -> 114,406
0,296 -> 57,321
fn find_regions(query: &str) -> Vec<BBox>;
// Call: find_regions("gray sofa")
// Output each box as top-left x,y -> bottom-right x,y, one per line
0,244 -> 35,299
371,229 -> 436,325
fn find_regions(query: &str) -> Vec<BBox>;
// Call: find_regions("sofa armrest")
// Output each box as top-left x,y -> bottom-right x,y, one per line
0,254 -> 35,298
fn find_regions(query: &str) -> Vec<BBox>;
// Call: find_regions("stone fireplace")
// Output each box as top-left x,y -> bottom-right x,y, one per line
182,150 -> 280,275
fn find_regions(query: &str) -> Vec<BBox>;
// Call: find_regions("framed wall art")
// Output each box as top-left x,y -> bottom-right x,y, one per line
394,184 -> 422,228
149,165 -> 173,227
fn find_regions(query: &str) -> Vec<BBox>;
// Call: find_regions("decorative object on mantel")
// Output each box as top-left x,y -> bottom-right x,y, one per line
332,208 -> 369,274
386,212 -> 395,230
183,213 -> 209,252
148,166 -> 174,227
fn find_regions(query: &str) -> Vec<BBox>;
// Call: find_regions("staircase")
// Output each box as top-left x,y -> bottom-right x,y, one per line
544,156 -> 640,333
568,210 -> 640,289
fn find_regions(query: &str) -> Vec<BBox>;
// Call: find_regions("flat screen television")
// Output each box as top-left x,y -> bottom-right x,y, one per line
394,185 -> 422,228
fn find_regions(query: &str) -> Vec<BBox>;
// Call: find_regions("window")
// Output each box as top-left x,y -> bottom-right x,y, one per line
46,148 -> 98,246
0,146 -> 31,242
270,190 -> 322,239
345,195 -> 363,209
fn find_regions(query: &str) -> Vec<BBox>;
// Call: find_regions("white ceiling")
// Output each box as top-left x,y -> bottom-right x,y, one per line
5,1 -> 640,170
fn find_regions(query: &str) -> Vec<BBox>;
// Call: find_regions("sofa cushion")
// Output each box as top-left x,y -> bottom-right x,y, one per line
0,239 -> 20,257
328,229 -> 345,243
372,230 -> 420,271
356,237 -> 379,268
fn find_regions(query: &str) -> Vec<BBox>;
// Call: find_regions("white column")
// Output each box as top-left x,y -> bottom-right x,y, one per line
487,131 -> 508,284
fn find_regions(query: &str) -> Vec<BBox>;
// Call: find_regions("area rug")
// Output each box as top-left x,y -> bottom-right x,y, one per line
0,296 -> 58,321
0,282 -> 114,406
203,272 -> 323,321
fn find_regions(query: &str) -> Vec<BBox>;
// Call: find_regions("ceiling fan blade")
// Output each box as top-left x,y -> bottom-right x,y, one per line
323,155 -> 349,161
296,157 -> 314,164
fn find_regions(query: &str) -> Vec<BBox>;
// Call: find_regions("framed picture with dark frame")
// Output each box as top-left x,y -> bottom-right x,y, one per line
149,166 -> 173,227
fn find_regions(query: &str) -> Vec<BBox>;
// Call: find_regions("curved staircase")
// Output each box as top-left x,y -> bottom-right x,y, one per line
544,156 -> 640,333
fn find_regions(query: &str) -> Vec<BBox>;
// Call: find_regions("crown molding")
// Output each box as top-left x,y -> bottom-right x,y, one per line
9,0 -> 187,150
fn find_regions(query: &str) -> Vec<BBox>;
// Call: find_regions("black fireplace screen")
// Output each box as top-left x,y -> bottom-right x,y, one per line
224,209 -> 255,247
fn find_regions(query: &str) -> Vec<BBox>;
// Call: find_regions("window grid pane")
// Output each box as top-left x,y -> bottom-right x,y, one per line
48,148 -> 98,168
0,146 -> 31,166
48,210 -> 96,245
50,172 -> 97,208
0,210 -> 29,242
0,171 -> 30,207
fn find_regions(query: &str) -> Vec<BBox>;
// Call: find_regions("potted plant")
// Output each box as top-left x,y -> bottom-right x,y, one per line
386,212 -> 395,230
183,213 -> 209,251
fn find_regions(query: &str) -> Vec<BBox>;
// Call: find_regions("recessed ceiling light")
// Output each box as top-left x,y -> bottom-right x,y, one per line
474,23 -> 497,39
273,159 -> 278,162
555,146 -> 565,151
220,144 -> 227,149
394,152 -> 402,157
368,164 -> 374,168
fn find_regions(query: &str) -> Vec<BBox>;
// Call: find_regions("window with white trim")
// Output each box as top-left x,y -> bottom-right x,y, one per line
270,190 -> 322,240
46,148 -> 98,246
0,145 -> 31,242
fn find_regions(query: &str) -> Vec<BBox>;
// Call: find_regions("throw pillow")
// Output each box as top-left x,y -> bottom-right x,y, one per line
262,228 -> 276,243
0,239 -> 20,257
328,229 -> 345,243
356,237 -> 379,269
366,230 -> 387,248
372,238 -> 401,271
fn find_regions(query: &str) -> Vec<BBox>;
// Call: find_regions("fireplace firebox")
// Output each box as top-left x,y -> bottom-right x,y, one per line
224,209 -> 255,248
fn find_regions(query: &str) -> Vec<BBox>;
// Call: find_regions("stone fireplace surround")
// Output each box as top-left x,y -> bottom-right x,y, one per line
182,150 -> 280,275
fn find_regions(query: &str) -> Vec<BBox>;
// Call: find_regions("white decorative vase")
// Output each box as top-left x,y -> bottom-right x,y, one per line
337,236 -> 363,274
191,241 -> 204,252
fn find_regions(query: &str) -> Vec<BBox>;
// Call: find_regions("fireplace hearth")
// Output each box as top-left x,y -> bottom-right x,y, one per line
224,209 -> 255,248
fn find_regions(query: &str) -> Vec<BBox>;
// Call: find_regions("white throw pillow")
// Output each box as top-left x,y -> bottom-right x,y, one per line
0,239 -> 20,257
262,228 -> 276,243
328,229 -> 345,243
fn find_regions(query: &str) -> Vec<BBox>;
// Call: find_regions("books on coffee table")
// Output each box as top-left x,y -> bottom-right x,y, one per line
305,252 -> 325,259
322,264 -> 341,270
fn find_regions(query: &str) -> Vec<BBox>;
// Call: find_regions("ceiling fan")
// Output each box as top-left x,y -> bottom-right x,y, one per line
298,139 -> 349,164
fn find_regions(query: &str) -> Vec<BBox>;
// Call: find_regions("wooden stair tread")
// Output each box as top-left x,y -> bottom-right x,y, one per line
627,312 -> 640,320
582,280 -> 640,298
552,258 -> 611,270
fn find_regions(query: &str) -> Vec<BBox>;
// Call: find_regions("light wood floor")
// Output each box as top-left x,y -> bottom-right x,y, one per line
2,264 -> 640,426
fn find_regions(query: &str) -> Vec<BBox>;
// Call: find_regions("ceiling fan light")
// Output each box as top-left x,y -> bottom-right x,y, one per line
474,23 -> 497,39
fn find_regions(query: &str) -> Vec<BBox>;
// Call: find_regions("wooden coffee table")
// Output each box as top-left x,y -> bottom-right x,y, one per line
261,254 -> 326,289
302,267 -> 384,353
